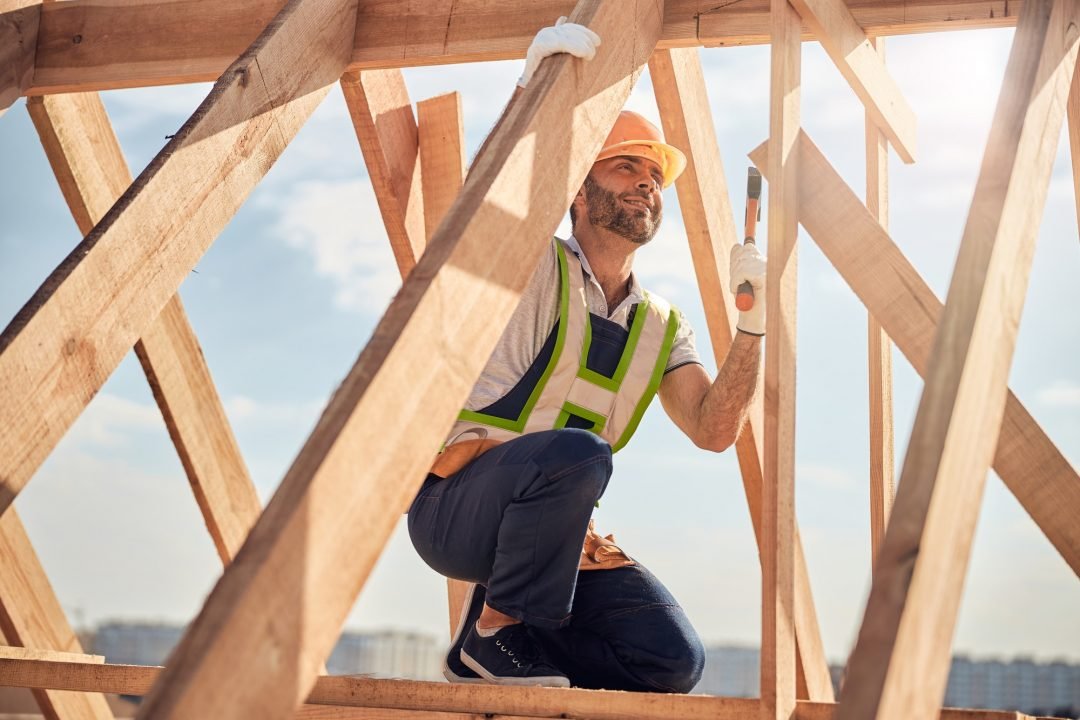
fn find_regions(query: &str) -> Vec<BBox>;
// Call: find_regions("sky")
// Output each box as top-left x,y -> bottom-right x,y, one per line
1,27 -> 1078,667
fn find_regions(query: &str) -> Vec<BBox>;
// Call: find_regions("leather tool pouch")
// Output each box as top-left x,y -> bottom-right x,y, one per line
579,519 -> 635,571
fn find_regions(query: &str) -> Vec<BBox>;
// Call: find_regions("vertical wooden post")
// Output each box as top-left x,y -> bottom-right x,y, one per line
415,89 -> 472,635
838,0 -> 1080,715
1069,63 -> 1080,236
649,47 -> 833,702
864,38 -> 895,569
762,0 -> 801,716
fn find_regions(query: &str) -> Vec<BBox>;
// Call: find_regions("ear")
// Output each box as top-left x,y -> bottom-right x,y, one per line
572,184 -> 587,214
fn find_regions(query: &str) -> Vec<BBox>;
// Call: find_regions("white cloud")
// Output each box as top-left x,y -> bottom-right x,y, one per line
64,392 -> 165,449
1038,380 -> 1080,407
262,178 -> 402,314
798,462 -> 856,490
224,393 -> 325,429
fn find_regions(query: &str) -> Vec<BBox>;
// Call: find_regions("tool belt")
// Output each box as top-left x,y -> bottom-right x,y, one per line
431,439 -> 635,572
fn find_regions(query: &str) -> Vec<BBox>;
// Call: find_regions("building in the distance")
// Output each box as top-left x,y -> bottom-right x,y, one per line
693,645 -> 760,697
943,655 -> 1080,717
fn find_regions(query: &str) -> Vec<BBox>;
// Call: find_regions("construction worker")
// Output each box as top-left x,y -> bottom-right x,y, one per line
407,17 -> 767,691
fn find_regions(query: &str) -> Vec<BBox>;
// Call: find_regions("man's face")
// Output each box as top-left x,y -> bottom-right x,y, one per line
581,156 -> 664,245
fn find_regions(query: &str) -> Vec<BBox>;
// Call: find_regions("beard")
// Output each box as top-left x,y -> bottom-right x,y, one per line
583,176 -> 662,245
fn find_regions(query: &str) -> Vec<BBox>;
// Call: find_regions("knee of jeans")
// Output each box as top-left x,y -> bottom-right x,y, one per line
536,429 -> 613,490
655,627 -> 706,694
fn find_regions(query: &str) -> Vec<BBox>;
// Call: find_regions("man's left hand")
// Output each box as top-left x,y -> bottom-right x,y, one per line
518,17 -> 602,88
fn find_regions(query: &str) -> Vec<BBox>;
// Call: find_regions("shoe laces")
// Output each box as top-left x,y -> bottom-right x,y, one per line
494,624 -> 544,668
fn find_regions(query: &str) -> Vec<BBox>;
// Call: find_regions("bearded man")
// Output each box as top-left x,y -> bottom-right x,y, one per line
406,18 -> 767,692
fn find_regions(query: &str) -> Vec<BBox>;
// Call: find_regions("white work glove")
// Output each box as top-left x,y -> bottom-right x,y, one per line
730,243 -> 767,335
517,17 -> 601,88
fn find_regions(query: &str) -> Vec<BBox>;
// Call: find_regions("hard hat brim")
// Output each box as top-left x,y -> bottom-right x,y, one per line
594,140 -> 687,188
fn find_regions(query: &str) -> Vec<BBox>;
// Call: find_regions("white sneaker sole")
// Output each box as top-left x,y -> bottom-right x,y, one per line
460,649 -> 571,688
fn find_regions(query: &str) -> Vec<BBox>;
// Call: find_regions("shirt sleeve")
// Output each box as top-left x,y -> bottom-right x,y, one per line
665,307 -> 703,373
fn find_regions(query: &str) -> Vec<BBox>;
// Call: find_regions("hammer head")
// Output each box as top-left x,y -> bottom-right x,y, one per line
747,167 -> 762,200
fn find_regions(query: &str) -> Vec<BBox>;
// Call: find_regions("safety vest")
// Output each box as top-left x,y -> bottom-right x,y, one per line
446,240 -> 679,453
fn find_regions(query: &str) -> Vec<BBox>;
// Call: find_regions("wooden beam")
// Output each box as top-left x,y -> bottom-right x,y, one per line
24,0 -> 1026,96
0,659 -> 1047,720
0,510 -> 114,719
0,646 -> 102,663
25,91 -> 263,565
749,128 -> 1080,581
0,0 -> 39,113
864,38 -> 895,569
838,0 -> 1079,711
785,0 -> 917,162
761,0 -> 801,717
1069,62 -> 1080,235
648,47 -> 833,703
133,2 -> 662,718
341,69 -> 426,276
0,0 -> 358,517
418,92 -> 466,245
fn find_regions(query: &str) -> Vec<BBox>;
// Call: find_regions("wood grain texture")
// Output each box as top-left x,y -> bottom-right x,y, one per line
838,0 -> 1079,712
0,0 -> 39,113
0,0 -> 356,517
0,659 -> 1046,720
27,0 -> 1025,95
418,91 -> 466,244
864,37 -> 895,570
341,69 -> 426,275
649,46 -> 833,703
25,91 -> 262,566
762,0 -> 801,716
785,0 -> 917,162
0,511 -> 114,720
750,130 -> 1080,582
133,2 -> 662,718
0,647 -> 102,663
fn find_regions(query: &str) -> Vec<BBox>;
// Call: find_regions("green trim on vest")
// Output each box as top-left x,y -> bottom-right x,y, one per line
556,402 -> 609,434
610,305 -> 680,453
575,295 -> 650,391
456,240 -> 571,432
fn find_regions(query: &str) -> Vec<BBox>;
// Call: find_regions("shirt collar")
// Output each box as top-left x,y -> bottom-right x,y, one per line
565,234 -> 647,314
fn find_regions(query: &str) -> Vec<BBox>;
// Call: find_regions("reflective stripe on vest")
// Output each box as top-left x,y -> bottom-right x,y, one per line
447,240 -> 679,452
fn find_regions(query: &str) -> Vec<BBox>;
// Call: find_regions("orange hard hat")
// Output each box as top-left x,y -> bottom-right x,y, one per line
594,111 -> 686,188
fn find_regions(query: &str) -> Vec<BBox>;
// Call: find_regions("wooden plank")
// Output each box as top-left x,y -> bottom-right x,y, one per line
785,0 -> 917,162
0,511 -> 114,720
749,127 -> 1080,581
417,92 -> 466,244
1069,62 -> 1080,235
0,647 -> 102,664
761,0 -> 801,717
864,38 -> 895,569
340,69 -> 426,276
0,0 -> 39,113
648,47 -> 833,703
0,0 -> 358,517
25,91 -> 263,565
25,0 -> 1025,95
837,0 -> 1080,711
0,659 -> 1046,720
133,2 -> 662,719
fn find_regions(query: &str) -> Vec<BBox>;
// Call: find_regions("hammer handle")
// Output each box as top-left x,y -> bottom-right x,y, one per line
736,196 -> 760,312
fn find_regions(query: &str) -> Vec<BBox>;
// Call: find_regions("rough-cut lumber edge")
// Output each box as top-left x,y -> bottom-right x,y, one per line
0,510 -> 114,719
864,38 -> 894,569
761,0 -> 801,715
0,0 -> 355,517
26,0 -> 1028,95
413,89 -> 472,633
0,659 -> 1056,720
0,0 -> 39,113
0,647 -> 102,663
418,91 -> 466,244
648,46 -> 833,703
1069,62 -> 1080,234
785,0 -> 917,162
341,69 -> 426,275
134,2 -> 663,719
749,122 -> 1080,580
698,0 -> 1023,46
838,0 -> 1080,712
25,91 -> 262,566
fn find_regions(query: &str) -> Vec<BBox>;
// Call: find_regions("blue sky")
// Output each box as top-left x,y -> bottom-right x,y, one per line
1,28 -> 1078,665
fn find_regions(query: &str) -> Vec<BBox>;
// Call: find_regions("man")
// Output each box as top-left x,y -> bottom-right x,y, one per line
407,17 -> 766,692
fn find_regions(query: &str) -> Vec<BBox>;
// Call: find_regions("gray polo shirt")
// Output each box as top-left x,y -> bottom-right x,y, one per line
465,236 -> 702,412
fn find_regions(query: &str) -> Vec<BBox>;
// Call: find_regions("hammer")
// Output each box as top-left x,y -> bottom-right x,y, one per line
736,167 -> 763,312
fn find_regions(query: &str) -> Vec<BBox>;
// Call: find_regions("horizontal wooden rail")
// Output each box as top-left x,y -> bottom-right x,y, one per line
23,0 -> 1024,95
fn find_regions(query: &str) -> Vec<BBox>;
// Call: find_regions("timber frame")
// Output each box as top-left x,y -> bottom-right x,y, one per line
0,0 -> 1078,718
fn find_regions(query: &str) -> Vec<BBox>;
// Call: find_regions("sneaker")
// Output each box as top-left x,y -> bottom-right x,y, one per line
461,622 -> 570,687
443,583 -> 486,684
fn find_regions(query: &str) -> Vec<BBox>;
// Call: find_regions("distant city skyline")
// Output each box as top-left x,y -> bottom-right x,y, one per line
1,24 -> 1077,672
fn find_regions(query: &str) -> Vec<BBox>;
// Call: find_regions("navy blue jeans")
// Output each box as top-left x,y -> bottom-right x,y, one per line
407,428 -> 705,692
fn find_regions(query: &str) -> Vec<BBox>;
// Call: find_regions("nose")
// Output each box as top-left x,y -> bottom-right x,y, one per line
635,172 -> 660,194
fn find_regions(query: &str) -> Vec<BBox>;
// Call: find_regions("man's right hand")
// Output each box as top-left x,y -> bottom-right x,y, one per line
518,17 -> 601,88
